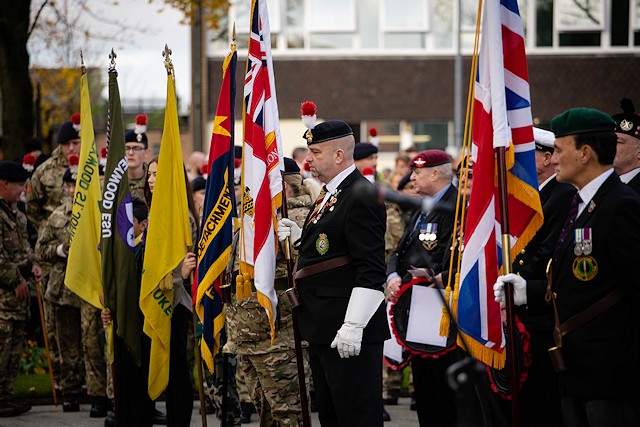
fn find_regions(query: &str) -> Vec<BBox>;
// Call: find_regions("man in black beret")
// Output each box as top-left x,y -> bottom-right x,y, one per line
277,120 -> 389,426
495,108 -> 640,427
611,98 -> 640,194
125,115 -> 151,201
0,161 -> 41,416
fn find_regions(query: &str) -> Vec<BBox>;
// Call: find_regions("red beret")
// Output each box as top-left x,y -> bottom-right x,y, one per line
409,150 -> 451,168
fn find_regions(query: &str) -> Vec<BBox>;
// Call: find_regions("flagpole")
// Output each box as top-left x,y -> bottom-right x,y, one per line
34,280 -> 57,405
496,147 -> 521,427
280,173 -> 311,427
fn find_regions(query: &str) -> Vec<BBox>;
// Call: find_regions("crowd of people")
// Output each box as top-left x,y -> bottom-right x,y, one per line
1,97 -> 639,427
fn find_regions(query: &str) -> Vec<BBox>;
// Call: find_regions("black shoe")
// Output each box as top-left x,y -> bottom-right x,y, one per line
383,407 -> 391,422
240,402 -> 254,424
204,397 -> 215,415
6,400 -> 31,415
383,395 -> 399,405
410,397 -> 417,411
63,396 -> 80,412
90,396 -> 111,418
153,408 -> 167,425
104,411 -> 115,427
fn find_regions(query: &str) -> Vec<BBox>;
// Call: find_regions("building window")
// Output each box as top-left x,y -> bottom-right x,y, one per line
307,0 -> 356,32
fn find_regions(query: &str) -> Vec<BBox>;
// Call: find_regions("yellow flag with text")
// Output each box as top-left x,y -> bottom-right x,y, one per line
65,69 -> 104,311
140,71 -> 192,399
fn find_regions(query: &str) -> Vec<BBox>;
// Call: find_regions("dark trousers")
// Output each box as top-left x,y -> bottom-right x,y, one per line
114,335 -> 154,427
562,396 -> 640,427
412,351 -> 458,427
309,342 -> 384,427
166,305 -> 193,427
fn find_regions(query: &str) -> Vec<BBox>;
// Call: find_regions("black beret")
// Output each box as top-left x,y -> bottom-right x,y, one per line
0,161 -> 29,182
410,150 -> 451,168
353,142 -> 378,160
611,98 -> 640,140
397,172 -> 412,190
24,137 -> 43,153
62,167 -> 77,183
191,176 -> 206,192
125,129 -> 149,147
283,157 -> 300,175
551,108 -> 616,138
57,120 -> 80,145
234,146 -> 243,159
302,120 -> 353,145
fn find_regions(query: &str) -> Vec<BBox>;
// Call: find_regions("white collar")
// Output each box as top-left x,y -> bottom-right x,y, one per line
619,168 -> 640,184
539,173 -> 556,190
325,164 -> 356,195
577,168 -> 614,216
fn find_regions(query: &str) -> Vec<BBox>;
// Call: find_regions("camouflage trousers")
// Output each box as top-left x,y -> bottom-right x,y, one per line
205,351 -> 241,426
54,303 -> 83,396
43,298 -> 60,384
81,301 -> 107,397
239,349 -> 310,427
0,319 -> 26,401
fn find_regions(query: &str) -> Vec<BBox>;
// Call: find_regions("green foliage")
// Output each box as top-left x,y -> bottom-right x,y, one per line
19,341 -> 49,375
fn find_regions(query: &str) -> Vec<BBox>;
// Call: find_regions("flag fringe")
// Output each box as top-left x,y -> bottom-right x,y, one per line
457,329 -> 506,369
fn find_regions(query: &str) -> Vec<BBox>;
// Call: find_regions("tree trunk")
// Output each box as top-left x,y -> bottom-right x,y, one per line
0,0 -> 34,161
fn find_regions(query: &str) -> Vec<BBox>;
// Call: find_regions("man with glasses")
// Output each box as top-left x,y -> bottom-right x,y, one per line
124,114 -> 151,201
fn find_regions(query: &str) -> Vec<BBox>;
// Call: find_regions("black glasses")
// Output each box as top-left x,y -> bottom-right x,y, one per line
125,146 -> 146,153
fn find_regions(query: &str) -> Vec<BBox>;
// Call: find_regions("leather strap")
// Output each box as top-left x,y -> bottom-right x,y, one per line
557,288 -> 623,338
294,255 -> 351,281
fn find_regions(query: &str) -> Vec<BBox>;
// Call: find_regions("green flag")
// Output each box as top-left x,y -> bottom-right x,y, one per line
101,65 -> 142,365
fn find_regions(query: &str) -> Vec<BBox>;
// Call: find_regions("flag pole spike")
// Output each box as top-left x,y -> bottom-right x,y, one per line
232,22 -> 236,44
80,50 -> 86,75
108,48 -> 117,73
162,44 -> 174,76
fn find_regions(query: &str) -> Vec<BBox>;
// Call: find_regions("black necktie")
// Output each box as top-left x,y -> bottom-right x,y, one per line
554,193 -> 582,258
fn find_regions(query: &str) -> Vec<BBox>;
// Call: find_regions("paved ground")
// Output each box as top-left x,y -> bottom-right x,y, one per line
1,397 -> 419,427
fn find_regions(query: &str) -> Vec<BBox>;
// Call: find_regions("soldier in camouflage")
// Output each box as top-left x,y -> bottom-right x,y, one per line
0,162 -> 41,417
224,158 -> 313,426
27,114 -> 81,388
35,162 -> 109,416
125,114 -> 151,202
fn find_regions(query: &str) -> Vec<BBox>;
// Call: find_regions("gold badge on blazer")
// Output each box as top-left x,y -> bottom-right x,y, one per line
572,256 -> 597,281
316,233 -> 329,255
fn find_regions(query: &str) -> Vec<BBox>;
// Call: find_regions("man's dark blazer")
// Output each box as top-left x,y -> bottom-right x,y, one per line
529,172 -> 640,399
295,168 -> 389,345
626,170 -> 640,195
387,184 -> 457,280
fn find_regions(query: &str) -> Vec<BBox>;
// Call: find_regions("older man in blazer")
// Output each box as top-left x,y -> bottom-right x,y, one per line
278,120 -> 388,427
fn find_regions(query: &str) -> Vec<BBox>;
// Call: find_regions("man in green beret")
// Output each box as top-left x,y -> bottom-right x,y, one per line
0,161 -> 42,416
494,108 -> 640,426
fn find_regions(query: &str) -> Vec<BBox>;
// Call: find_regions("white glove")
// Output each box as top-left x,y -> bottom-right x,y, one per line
277,218 -> 302,243
331,322 -> 364,358
330,287 -> 385,358
493,273 -> 527,306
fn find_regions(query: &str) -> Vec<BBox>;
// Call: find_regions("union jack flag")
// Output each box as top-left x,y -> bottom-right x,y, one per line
239,0 -> 284,339
456,0 -> 543,368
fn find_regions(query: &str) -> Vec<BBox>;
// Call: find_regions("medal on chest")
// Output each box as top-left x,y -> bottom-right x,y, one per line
572,228 -> 597,281
316,233 -> 329,255
419,222 -> 438,251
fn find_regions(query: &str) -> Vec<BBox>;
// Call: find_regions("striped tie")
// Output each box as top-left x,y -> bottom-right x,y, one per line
307,185 -> 328,224
554,193 -> 582,259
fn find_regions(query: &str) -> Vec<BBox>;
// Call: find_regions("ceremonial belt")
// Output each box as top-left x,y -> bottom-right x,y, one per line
294,255 -> 351,281
553,288 -> 624,344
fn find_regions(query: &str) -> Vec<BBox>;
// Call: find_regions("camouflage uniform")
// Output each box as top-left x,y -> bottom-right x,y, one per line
81,301 -> 107,398
26,146 -> 69,384
35,200 -> 84,399
205,334 -> 242,427
224,174 -> 312,427
0,196 -> 35,402
129,163 -> 147,202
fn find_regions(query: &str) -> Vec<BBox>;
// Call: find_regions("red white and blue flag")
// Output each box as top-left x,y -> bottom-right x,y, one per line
239,0 -> 284,340
194,43 -> 237,373
456,0 -> 543,368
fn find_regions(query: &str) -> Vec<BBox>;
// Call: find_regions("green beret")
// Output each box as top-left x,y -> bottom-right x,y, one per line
0,161 -> 29,182
551,108 -> 616,138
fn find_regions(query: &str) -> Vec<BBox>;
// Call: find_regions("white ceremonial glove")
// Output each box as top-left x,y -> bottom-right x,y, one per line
331,287 -> 385,358
277,218 -> 302,243
493,273 -> 527,306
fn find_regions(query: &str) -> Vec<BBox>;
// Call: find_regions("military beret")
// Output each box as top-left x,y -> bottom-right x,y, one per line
57,113 -> 81,145
410,150 -> 451,168
283,157 -> 300,175
397,172 -> 412,190
533,127 -> 555,152
62,168 -> 76,183
302,120 -> 353,145
24,137 -> 43,153
0,161 -> 29,182
191,176 -> 206,192
551,108 -> 616,138
353,142 -> 378,160
125,129 -> 149,147
63,154 -> 79,183
611,98 -> 640,140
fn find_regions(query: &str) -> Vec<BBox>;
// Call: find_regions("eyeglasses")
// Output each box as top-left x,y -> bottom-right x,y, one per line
125,146 -> 146,153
